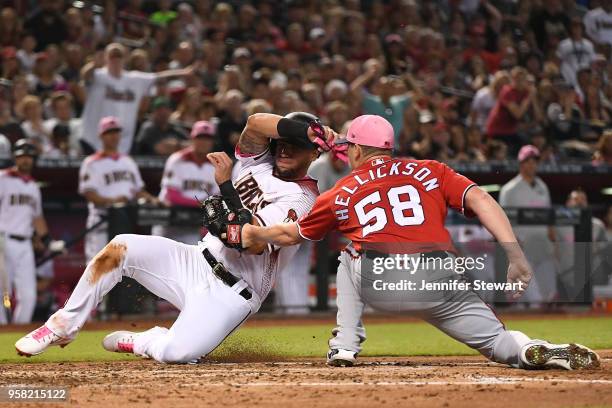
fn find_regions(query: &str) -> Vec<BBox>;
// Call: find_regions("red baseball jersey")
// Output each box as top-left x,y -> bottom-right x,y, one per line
297,156 -> 477,252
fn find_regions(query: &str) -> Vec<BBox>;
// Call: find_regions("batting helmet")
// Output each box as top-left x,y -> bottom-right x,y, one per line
12,139 -> 38,158
271,112 -> 320,154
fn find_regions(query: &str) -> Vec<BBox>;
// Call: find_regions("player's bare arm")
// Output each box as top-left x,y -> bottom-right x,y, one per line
238,113 -> 336,155
241,222 -> 303,248
464,186 -> 532,298
154,61 -> 200,81
32,216 -> 49,239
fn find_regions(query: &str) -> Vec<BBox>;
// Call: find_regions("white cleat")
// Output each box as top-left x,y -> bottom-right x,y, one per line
102,331 -> 138,354
327,348 -> 358,367
521,342 -> 601,370
15,325 -> 71,357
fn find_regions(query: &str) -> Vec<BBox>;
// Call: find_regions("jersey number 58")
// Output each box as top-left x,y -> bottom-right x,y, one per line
354,185 -> 425,237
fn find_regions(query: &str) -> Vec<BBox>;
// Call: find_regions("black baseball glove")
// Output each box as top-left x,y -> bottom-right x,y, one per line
201,195 -> 252,250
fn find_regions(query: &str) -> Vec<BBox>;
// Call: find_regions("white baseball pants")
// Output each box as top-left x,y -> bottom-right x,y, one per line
46,234 -> 260,363
0,235 -> 36,324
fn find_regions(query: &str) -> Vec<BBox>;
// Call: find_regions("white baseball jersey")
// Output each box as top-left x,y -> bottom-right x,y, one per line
79,153 -> 144,228
199,147 -> 318,301
0,169 -> 42,237
81,68 -> 157,153
159,147 -> 219,202
556,38 -> 596,85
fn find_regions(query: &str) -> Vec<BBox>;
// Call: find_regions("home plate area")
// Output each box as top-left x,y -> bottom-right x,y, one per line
1,352 -> 610,408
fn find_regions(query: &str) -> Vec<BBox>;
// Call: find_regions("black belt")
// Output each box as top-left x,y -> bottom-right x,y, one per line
364,250 -> 450,260
8,234 -> 29,241
202,248 -> 252,300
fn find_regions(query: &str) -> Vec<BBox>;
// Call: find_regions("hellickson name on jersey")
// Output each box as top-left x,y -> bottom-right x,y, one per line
333,159 -> 441,221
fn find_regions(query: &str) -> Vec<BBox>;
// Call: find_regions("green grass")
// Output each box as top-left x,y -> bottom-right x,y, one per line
1,317 -> 611,364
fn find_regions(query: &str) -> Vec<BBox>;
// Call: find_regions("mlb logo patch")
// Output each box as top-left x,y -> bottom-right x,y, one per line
227,224 -> 241,244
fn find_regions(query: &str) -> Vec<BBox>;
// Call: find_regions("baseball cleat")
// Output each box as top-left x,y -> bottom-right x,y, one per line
327,348 -> 357,367
15,325 -> 71,357
521,343 -> 600,370
102,331 -> 138,354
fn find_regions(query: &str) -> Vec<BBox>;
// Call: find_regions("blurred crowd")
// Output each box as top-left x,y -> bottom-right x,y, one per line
0,0 -> 611,164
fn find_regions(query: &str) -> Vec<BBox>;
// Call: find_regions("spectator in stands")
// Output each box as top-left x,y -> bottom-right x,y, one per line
0,0 -> 608,167
583,1 -> 612,48
216,89 -> 246,156
324,101 -> 350,133
485,67 -> 537,156
17,95 -> 48,152
59,44 -> 85,94
350,59 -> 412,147
23,0 -> 68,52
529,0 -> 569,54
486,139 -> 508,161
44,92 -> 82,155
593,130 -> 612,165
545,79 -> 583,142
0,86 -> 24,144
470,70 -> 510,133
79,116 -> 159,261
42,124 -> 78,158
0,7 -> 20,47
170,87 -> 204,133
152,120 -> 219,244
1,47 -> 20,80
499,145 -> 557,303
79,43 -> 194,154
135,96 -> 188,156
16,34 -> 37,74
557,16 -> 596,86
0,133 -> 9,157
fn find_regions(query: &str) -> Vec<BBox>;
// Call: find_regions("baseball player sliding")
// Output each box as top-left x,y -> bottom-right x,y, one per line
226,115 -> 600,371
14,112 -> 330,363
0,140 -> 55,324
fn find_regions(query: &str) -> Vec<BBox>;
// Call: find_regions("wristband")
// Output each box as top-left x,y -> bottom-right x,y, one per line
219,180 -> 243,209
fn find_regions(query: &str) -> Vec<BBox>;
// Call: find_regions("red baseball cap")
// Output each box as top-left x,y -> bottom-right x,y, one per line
335,115 -> 394,149
518,144 -> 540,162
98,116 -> 122,135
191,120 -> 216,138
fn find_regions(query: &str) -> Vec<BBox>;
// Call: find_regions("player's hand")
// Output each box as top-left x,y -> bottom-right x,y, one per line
506,257 -> 532,300
307,123 -> 336,153
93,50 -> 105,67
207,152 -> 234,185
113,196 -> 130,205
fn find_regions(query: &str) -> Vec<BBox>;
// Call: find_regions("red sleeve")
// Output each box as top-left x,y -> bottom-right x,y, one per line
296,189 -> 337,241
440,163 -> 477,217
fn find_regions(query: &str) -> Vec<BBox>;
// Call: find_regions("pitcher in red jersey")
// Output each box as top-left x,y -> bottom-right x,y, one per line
240,115 -> 600,371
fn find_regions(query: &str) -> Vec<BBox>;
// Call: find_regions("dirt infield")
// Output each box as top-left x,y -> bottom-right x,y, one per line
1,352 -> 610,408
